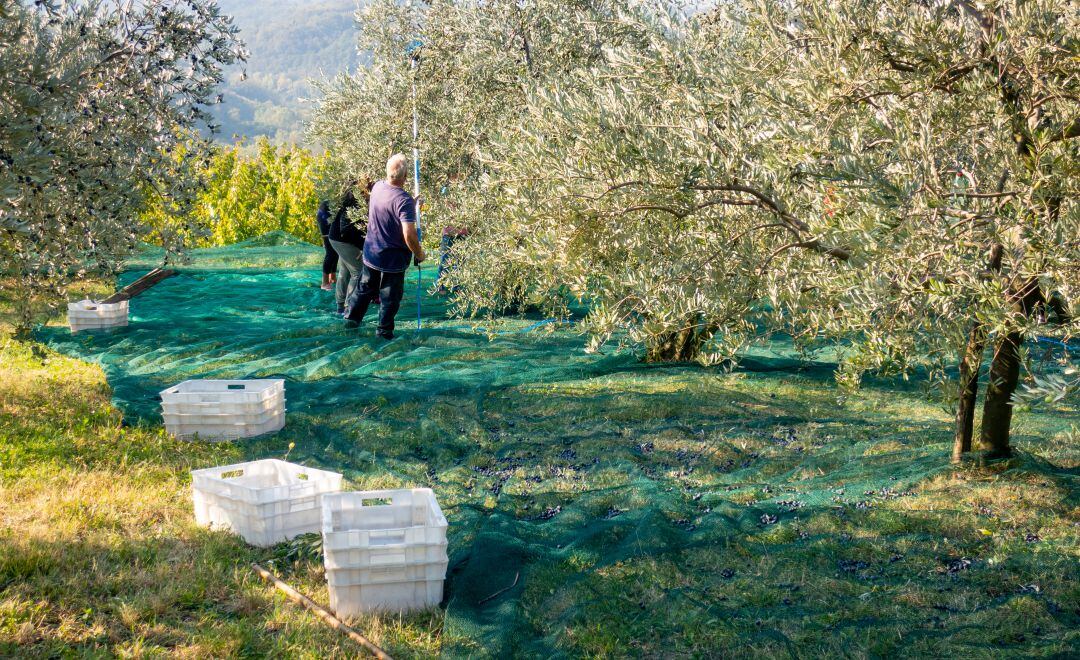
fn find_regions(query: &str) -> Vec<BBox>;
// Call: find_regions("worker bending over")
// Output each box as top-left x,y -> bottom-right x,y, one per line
343,154 -> 425,340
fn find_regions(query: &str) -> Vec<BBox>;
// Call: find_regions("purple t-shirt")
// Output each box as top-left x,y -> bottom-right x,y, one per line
363,180 -> 417,273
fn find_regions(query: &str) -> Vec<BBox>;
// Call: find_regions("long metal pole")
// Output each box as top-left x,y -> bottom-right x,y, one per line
411,56 -> 422,332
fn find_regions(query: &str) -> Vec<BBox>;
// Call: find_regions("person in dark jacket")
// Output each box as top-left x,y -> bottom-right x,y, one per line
327,179 -> 373,314
316,200 -> 338,291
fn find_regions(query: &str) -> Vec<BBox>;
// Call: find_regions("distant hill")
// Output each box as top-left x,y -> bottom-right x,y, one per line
211,0 -> 363,145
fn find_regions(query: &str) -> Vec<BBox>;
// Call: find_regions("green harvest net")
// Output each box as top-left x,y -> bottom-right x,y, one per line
36,233 -> 1078,656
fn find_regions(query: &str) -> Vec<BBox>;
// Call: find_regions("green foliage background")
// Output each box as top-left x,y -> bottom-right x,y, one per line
144,139 -> 329,248
312,0 -> 1079,409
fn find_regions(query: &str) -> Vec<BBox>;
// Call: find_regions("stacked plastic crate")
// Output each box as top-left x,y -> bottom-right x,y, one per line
191,459 -> 342,547
160,379 -> 285,441
68,299 -> 129,333
322,489 -> 448,615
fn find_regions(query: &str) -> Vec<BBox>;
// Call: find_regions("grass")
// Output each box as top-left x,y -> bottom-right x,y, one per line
1,266 -> 1078,658
0,287 -> 440,658
0,342 -> 439,658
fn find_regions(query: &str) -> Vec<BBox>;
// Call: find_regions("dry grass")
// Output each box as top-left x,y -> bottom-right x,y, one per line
0,336 -> 441,658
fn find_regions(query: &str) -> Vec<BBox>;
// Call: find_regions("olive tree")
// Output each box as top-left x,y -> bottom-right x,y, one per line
310,0 -> 645,230
442,0 -> 1078,461
0,0 -> 244,331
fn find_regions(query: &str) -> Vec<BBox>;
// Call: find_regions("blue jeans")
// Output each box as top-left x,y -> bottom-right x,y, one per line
344,267 -> 406,338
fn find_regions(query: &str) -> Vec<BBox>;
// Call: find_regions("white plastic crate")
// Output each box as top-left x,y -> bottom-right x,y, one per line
322,489 -> 448,559
161,379 -> 286,441
68,299 -> 128,320
191,459 -> 342,547
167,412 -> 285,442
161,379 -> 284,407
69,321 -> 129,333
163,406 -> 284,427
161,390 -> 284,416
322,489 -> 448,615
326,559 -> 449,588
329,578 -> 445,616
324,541 -> 448,571
68,299 -> 129,333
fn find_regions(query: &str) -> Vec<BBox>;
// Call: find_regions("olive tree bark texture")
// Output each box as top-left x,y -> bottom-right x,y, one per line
952,244 -> 1004,463
648,321 -> 719,363
977,278 -> 1050,459
953,324 -> 988,462
978,330 -> 1024,459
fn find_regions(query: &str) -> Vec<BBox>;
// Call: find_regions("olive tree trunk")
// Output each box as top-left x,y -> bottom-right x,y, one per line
647,321 -> 719,362
953,323 -> 987,463
952,244 -> 1004,463
976,276 -> 1048,460
978,331 -> 1023,459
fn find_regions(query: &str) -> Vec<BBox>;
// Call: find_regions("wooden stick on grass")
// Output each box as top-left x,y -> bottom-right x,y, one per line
100,268 -> 177,304
251,563 -> 393,660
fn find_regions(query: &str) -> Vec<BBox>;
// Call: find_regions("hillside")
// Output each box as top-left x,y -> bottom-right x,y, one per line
211,0 -> 362,145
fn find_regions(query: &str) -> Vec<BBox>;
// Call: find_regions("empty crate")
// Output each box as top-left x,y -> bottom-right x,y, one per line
191,459 -> 342,547
160,379 -> 285,441
68,299 -> 129,333
322,489 -> 448,615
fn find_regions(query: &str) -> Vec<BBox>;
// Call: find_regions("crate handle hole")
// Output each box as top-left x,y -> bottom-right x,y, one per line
227,384 -> 246,390
373,531 -> 407,546
362,498 -> 393,507
298,473 -> 308,481
220,469 -> 244,479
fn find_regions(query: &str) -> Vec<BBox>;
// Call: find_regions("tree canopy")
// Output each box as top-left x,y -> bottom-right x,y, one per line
0,0 -> 245,329
315,0 -> 1078,460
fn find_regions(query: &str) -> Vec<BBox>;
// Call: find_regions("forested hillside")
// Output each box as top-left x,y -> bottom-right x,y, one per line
213,0 -> 362,144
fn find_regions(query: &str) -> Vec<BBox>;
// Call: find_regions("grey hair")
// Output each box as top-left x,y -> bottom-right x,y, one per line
386,154 -> 409,183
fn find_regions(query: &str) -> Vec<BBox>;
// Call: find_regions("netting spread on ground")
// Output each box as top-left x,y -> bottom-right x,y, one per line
37,235 -> 1078,656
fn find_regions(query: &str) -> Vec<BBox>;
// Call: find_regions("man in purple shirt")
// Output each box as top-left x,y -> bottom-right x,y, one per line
343,154 -> 426,339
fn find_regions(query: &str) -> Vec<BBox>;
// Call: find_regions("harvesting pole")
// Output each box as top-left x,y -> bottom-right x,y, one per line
407,38 -> 423,332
